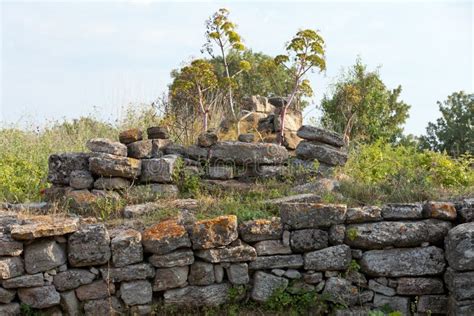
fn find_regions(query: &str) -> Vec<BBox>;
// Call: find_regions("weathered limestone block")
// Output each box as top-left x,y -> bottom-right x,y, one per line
445,222 -> 474,271
183,145 -> 209,161
122,203 -> 157,218
417,295 -> 448,314
47,153 -> 90,185
89,153 -> 141,179
188,261 -> 215,286
59,290 -> 80,316
297,126 -> 345,147
368,279 -> 396,296
119,128 -> 143,144
0,303 -> 20,315
194,240 -> 257,263
0,233 -> 23,256
290,229 -> 328,252
423,201 -> 457,220
10,217 -> 79,241
241,95 -> 275,113
94,177 -> 131,190
323,277 -> 359,306
18,285 -> 60,309
207,166 -> 234,180
296,141 -> 347,166
164,283 -> 230,306
280,203 -> 347,229
284,269 -> 301,279
238,217 -> 282,243
147,126 -> 169,139
127,140 -> 157,159
75,280 -> 115,301
251,271 -> 288,302
24,239 -> 66,274
69,170 -> 94,189
346,206 -> 382,223
254,240 -> 292,256
344,219 -> 452,249
360,246 -> 445,277
329,224 -> 346,245
120,280 -> 152,306
111,229 -> 143,267
149,249 -> 194,268
198,132 -> 218,147
458,207 -> 474,223
444,268 -> 474,301
3,273 -> 43,288
274,108 -> 303,132
153,266 -> 189,291
191,215 -> 238,250
248,255 -> 303,270
83,297 -> 124,316
226,263 -> 249,285
140,155 -> 177,183
68,224 -> 111,267
381,203 -> 423,220
100,263 -> 155,283
142,218 -> 191,255
0,287 -> 16,303
209,142 -> 288,165
86,138 -> 127,157
304,245 -> 351,271
53,269 -> 96,291
373,294 -> 410,315
396,277 -> 444,295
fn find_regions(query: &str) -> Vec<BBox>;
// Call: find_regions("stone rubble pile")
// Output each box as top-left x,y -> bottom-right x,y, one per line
1,200 -> 473,315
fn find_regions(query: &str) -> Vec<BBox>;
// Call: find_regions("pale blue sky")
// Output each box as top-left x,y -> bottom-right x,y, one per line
1,0 -> 472,135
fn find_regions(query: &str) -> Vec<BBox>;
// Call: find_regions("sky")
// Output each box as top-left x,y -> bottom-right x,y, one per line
1,0 -> 472,136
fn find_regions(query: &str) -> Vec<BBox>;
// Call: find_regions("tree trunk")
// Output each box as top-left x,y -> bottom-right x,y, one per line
278,105 -> 288,146
203,111 -> 208,132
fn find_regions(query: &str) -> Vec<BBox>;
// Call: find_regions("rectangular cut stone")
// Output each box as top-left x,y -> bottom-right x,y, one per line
346,206 -> 382,224
417,295 -> 448,314
0,257 -> 24,280
89,153 -> 141,179
10,217 -> 79,241
373,294 -> 410,315
0,233 -> 23,256
254,240 -> 292,256
295,141 -> 348,166
2,273 -> 44,288
163,283 -> 230,306
396,277 -> 444,295
100,263 -> 155,283
140,156 -> 177,183
47,153 -> 90,185
304,245 -> 351,271
248,255 -> 303,270
296,126 -> 344,147
209,142 -> 288,165
381,203 -> 423,220
153,266 -> 189,291
149,249 -> 194,268
194,240 -> 257,263
280,203 -> 347,229
238,218 -> 282,243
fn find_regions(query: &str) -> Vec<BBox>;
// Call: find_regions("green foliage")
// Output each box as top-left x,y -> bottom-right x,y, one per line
419,91 -> 473,157
173,158 -> 201,197
264,286 -> 329,315
346,228 -> 358,241
347,259 -> 361,272
20,303 -> 44,316
321,58 -> 410,144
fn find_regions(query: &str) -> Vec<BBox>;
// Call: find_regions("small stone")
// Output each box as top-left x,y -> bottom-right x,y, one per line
251,271 -> 288,302
238,217 -> 282,243
290,229 -> 328,252
368,279 -> 396,296
284,269 -> 301,279
329,225 -> 345,245
3,273 -> 44,288
373,294 -> 410,315
423,201 -> 457,220
24,239 -> 66,274
130,305 -> 153,316
198,132 -> 218,147
149,249 -> 194,268
60,290 -> 79,316
304,245 -> 351,271
396,277 -> 444,295
53,269 -> 96,291
238,134 -> 255,143
287,280 -> 315,294
153,266 -> 189,291
100,263 -> 155,283
86,138 -> 127,156
0,233 -> 23,256
351,249 -> 363,259
119,128 -> 143,144
111,229 -> 143,267
417,295 -> 448,314
282,230 -> 290,246
303,272 -> 323,284
323,277 -> 359,306
214,264 -> 224,283
345,270 -> 367,287
94,177 -> 131,190
188,261 -> 215,286
120,280 -> 152,306
381,203 -> 423,220
226,263 -> 249,285
190,215 -> 238,250
194,240 -> 257,263
69,170 -> 94,189
140,155 -> 177,183
0,256 -> 24,280
345,206 -> 382,223
142,218 -> 191,255
75,280 -> 115,301
147,126 -> 169,139
68,224 -> 111,267
445,222 -> 474,271
163,283 -> 230,306
0,303 -> 20,315
248,255 -> 303,270
89,267 -> 99,275
280,203 -> 347,229
325,271 -> 339,278
207,166 -> 234,180
18,285 -> 60,309
254,240 -> 292,256
0,287 -> 16,303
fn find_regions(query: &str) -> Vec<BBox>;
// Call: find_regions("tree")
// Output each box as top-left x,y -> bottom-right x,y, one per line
320,59 -> 410,145
419,91 -> 473,157
169,59 -> 219,132
203,8 -> 249,119
274,29 -> 326,144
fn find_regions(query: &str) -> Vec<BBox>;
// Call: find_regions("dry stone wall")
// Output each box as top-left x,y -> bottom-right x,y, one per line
1,200 -> 473,315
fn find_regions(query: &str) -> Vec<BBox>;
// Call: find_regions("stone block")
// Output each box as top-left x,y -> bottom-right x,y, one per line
444,268 -> 474,301
53,269 -> 96,291
290,229 -> 328,252
396,277 -> 444,295
18,285 -> 60,309
209,141 -> 288,165
111,229 -> 143,267
417,295 -> 448,314
254,240 -> 292,256
280,203 -> 347,229
153,266 -> 189,291
24,240 -> 66,274
0,257 -> 24,280
163,283 -> 230,306
226,263 -> 249,285
207,166 -> 234,180
445,222 -> 474,271
94,177 -> 131,190
323,277 -> 359,306
149,249 -> 194,268
120,280 -> 152,306
381,203 -> 423,220
89,153 -> 141,179
194,240 -> 257,263
248,255 -> 303,270
75,280 -> 115,301
68,224 -> 111,267
423,201 -> 457,220
86,138 -> 127,157
47,153 -> 90,185
373,294 -> 410,315
142,218 -> 191,255
3,273 -> 43,288
188,261 -> 215,286
140,156 -> 177,183
147,126 -> 169,139
238,217 -> 282,243
119,128 -> 143,144
251,271 -> 288,302
100,263 -> 155,283
190,215 -> 238,250
345,206 -> 382,223
295,141 -> 347,166
69,170 -> 94,189
304,245 -> 351,271
296,125 -> 345,147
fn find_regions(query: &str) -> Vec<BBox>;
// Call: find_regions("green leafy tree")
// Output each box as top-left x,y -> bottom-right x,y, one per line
320,59 -> 410,145
203,8 -> 249,119
170,59 -> 219,132
274,29 -> 326,144
419,91 -> 473,157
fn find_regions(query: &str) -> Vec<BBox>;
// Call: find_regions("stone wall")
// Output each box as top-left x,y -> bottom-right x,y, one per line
1,200 -> 473,315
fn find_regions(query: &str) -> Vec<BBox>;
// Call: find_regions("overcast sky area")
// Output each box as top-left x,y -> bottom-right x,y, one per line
1,0 -> 472,136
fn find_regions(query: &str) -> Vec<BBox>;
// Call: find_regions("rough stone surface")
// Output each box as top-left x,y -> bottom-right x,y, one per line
209,142 -> 288,165
69,170 -> 94,189
274,108 -> 303,132
140,155 -> 177,183
447,297 -> 474,316
417,295 -> 448,314
86,138 -> 127,156
94,177 -> 131,190
0,233 -> 23,256
47,153 -> 90,185
188,261 -> 215,286
195,240 -> 257,263
373,294 -> 410,315
280,203 -> 347,229
345,219 -> 452,249
68,224 -> 111,267
360,246 -> 446,277
164,283 -> 230,306
149,249 -> 194,268
296,141 -> 348,166
238,133 -> 255,143
142,218 -> 191,255
10,217 -> 79,241
198,132 -> 218,147
239,217 -> 282,243
75,280 -> 115,301
207,165 -> 234,180
191,215 -> 238,250
3,273 -> 44,288
83,297 -> 124,316
290,229 -> 328,252
445,222 -> 474,271
147,126 -> 169,139
381,203 -> 423,220
254,240 -> 292,255
18,285 -> 60,309
53,269 -> 96,291
153,266 -> 189,291
226,263 -> 249,285
89,153 -> 141,179
241,95 -> 275,113
303,272 -> 323,284
100,263 -> 155,283
323,277 -> 359,306
111,229 -> 143,267
127,140 -> 155,159
304,245 -> 351,271
423,201 -> 457,220
0,303 -> 20,315
396,277 -> 444,295
127,184 -> 179,202
122,203 -> 157,218
368,279 -> 396,296
120,280 -> 152,306
346,206 -> 382,223
251,271 -> 288,302
0,287 -> 16,303
248,255 -> 303,270
59,290 -> 79,316
214,264 -> 224,283
24,239 -> 66,274
329,224 -> 346,245
444,268 -> 474,301
119,128 -> 143,144
297,125 -> 344,147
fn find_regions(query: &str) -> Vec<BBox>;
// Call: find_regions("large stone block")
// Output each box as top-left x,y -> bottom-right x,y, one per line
444,268 -> 474,301
24,239 -> 66,274
304,245 -> 351,271
10,217 -> 79,241
127,139 -> 170,159
198,132 -> 218,147
18,285 -> 60,309
147,126 -> 169,139
153,266 -> 189,291
280,203 -> 347,229
2,273 -> 44,288
0,303 -> 20,315
163,283 -> 230,306
142,218 -> 191,255
345,206 -> 382,223
295,141 -> 348,166
0,257 -> 24,280
140,155 -> 177,183
251,271 -> 288,302
53,269 -> 96,291
83,297 -> 124,316
120,280 -> 152,306
188,261 -> 215,286
47,153 -> 90,185
254,240 -> 292,256
396,277 -> 444,295
297,126 -> 345,147
190,215 -> 238,250
86,138 -> 127,157
344,219 -> 452,249
119,128 -> 143,144
209,142 -> 288,165
447,296 -> 474,316
248,254 -> 303,270
423,201 -> 457,220
89,153 -> 141,179
238,217 -> 282,243
323,277 -> 359,306
69,170 -> 94,189
0,233 -> 23,256
111,229 -> 143,267
100,263 -> 155,283
226,263 -> 249,285
149,249 -> 194,268
290,229 -> 328,252
194,240 -> 257,263
68,224 -> 111,267
59,290 -> 80,316
445,222 -> 474,271
381,203 -> 423,220
360,246 -> 445,277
